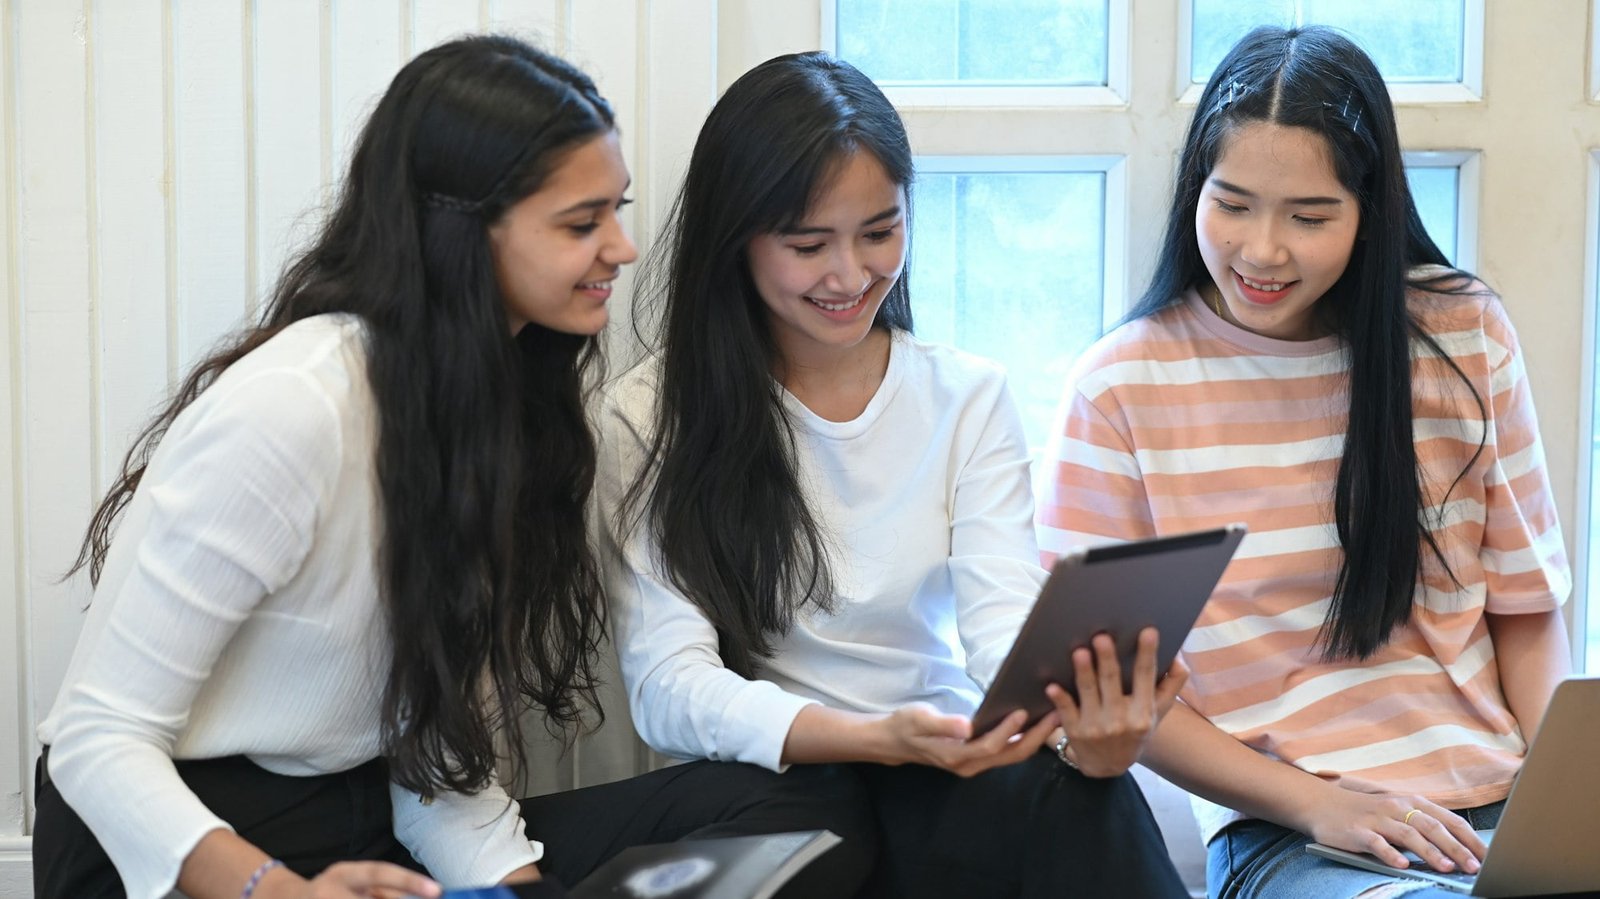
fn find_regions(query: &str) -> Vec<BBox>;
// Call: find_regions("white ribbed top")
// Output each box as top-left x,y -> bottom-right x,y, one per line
38,314 -> 539,899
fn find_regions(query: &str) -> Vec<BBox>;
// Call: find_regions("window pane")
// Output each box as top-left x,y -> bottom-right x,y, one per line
837,0 -> 1108,86
1591,222 -> 1600,670
1591,453 -> 1600,670
1190,0 -> 1286,85
912,169 -> 1105,451
1406,165 -> 1459,264
1191,0 -> 1466,84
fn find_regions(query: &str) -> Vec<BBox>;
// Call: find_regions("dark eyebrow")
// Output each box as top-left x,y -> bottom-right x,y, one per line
556,179 -> 633,216
1209,177 -> 1344,207
556,198 -> 611,215
779,205 -> 903,236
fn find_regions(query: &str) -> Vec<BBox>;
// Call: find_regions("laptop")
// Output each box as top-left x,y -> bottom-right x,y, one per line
1307,677 -> 1600,896
969,524 -> 1246,738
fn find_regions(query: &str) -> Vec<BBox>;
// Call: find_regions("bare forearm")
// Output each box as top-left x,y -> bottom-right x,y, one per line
502,864 -> 542,884
177,823 -> 440,898
779,702 -> 1049,778
779,704 -> 897,766
1144,700 -> 1500,873
1486,609 -> 1571,741
177,829 -> 302,899
1141,702 -> 1337,834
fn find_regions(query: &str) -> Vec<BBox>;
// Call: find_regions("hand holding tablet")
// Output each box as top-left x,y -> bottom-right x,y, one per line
970,525 -> 1246,757
1042,626 -> 1190,776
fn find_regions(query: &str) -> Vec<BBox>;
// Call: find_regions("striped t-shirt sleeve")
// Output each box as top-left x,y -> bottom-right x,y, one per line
1478,308 -> 1572,613
1036,364 -> 1155,564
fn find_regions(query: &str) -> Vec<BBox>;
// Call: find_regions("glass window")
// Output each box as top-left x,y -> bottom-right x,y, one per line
908,162 -> 1455,453
1406,165 -> 1460,264
910,166 -> 1106,451
1590,461 -> 1600,670
837,0 -> 1109,86
1190,0 -> 1466,85
1590,199 -> 1600,671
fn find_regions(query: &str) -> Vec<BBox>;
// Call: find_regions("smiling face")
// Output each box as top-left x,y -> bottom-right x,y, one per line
745,150 -> 907,367
1196,121 -> 1361,341
488,130 -> 637,336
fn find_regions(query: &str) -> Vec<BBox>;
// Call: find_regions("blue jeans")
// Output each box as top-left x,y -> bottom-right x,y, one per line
1206,801 -> 1505,899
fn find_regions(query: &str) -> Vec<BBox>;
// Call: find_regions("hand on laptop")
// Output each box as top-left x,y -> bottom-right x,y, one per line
1044,627 -> 1188,778
1303,788 -> 1488,875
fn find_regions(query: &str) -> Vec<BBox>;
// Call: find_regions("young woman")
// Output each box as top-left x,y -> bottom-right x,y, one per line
599,51 -> 1189,898
1036,25 -> 1572,899
35,36 -> 870,899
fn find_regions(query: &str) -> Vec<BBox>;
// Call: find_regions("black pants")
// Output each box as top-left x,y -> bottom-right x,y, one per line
34,751 -> 875,899
32,749 -> 419,899
853,751 -> 1190,899
519,760 -> 878,898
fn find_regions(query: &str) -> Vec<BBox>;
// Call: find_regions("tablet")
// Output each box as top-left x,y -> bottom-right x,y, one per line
969,524 -> 1246,738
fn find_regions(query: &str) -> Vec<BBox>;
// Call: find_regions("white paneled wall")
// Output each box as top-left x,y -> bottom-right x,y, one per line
0,0 -> 22,883
7,3 -> 1596,898
1,3 -> 721,884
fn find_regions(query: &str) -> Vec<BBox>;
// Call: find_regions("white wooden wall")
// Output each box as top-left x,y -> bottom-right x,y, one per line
0,1 -> 734,892
4,1 -> 1597,897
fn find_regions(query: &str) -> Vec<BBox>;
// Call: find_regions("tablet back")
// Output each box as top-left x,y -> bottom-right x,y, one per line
970,525 -> 1245,737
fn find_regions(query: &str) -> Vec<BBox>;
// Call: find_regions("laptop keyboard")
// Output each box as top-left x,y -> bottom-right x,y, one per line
1400,851 -> 1479,887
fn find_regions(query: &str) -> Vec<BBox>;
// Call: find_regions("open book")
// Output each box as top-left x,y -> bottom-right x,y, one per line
441,829 -> 842,899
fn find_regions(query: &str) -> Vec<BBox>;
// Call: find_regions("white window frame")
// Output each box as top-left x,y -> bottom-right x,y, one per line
1589,9 -> 1600,102
822,0 -> 1130,108
1175,0 -> 1485,105
1576,149 -> 1600,670
914,154 -> 1127,332
1402,149 -> 1481,273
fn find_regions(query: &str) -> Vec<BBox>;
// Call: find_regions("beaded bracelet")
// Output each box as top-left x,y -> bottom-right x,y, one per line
241,858 -> 284,899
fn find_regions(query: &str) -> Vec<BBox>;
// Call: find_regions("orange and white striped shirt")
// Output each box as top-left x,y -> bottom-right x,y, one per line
1035,278 -> 1570,842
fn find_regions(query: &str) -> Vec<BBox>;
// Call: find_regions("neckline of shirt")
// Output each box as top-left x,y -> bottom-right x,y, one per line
1180,288 -> 1343,358
778,328 -> 910,440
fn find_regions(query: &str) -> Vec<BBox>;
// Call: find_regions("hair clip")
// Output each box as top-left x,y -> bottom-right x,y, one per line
423,192 -> 486,215
1219,79 -> 1247,111
1322,93 -> 1364,133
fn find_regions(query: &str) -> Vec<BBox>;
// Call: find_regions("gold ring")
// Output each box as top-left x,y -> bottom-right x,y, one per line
1403,809 -> 1421,827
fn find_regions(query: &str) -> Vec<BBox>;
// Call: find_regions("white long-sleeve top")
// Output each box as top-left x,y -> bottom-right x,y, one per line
598,330 -> 1047,772
37,314 -> 539,899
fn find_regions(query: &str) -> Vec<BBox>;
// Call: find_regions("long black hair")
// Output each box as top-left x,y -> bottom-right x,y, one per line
624,52 -> 913,677
69,35 -> 615,797
1129,25 -> 1484,660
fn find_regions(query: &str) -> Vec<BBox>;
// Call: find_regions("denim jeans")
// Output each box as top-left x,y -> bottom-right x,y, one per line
1206,800 -> 1505,899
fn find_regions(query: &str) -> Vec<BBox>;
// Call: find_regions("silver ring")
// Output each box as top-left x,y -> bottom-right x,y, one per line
1054,732 -> 1079,770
